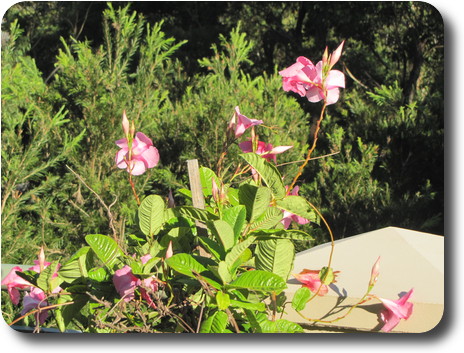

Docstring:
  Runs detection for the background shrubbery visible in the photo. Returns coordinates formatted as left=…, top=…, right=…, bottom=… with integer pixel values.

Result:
left=1, top=2, right=443, bottom=265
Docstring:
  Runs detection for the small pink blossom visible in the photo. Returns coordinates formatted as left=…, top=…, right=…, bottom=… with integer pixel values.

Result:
left=293, top=269, right=329, bottom=296
left=281, top=186, right=311, bottom=229
left=115, top=132, right=160, bottom=176
left=239, top=140, right=292, bottom=163
left=279, top=42, right=345, bottom=105
left=378, top=289, right=414, bottom=332
left=228, top=106, right=263, bottom=138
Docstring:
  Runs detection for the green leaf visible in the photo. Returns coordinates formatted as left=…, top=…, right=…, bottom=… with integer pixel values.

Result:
left=224, top=236, right=256, bottom=273
left=250, top=229, right=313, bottom=241
left=138, top=195, right=166, bottom=237
left=199, top=310, right=229, bottom=333
left=249, top=206, right=283, bottom=230
left=238, top=184, right=272, bottom=223
left=198, top=236, right=226, bottom=260
left=174, top=206, right=218, bottom=222
left=319, top=266, right=336, bottom=285
left=230, top=299, right=266, bottom=312
left=228, top=270, right=287, bottom=293
left=216, top=291, right=231, bottom=311
left=255, top=238, right=295, bottom=280
left=58, top=247, right=91, bottom=282
left=276, top=196, right=317, bottom=222
left=227, top=187, right=240, bottom=206
left=37, top=261, right=61, bottom=293
left=87, top=267, right=109, bottom=282
left=199, top=167, right=219, bottom=197
left=209, top=219, right=235, bottom=251
left=222, top=205, right=247, bottom=241
left=259, top=318, right=304, bottom=333
left=291, top=287, right=312, bottom=312
left=217, top=261, right=233, bottom=284
left=166, top=253, right=208, bottom=277
left=166, top=254, right=222, bottom=289
left=240, top=153, right=286, bottom=199
left=85, top=234, right=123, bottom=273
left=54, top=293, right=88, bottom=332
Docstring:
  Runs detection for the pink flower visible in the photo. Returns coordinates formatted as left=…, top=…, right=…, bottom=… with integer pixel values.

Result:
left=21, top=287, right=50, bottom=324
left=378, top=289, right=414, bottom=332
left=115, top=131, right=160, bottom=176
left=281, top=186, right=311, bottom=229
left=1, top=266, right=32, bottom=305
left=279, top=42, right=345, bottom=105
left=113, top=259, right=161, bottom=308
left=113, top=265, right=141, bottom=302
left=239, top=140, right=292, bottom=163
left=293, top=269, right=329, bottom=296
left=122, top=110, right=130, bottom=137
left=228, top=106, right=263, bottom=138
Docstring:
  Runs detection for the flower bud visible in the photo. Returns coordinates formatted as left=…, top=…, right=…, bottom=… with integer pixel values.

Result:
left=122, top=110, right=130, bottom=136
left=369, top=256, right=381, bottom=287
left=39, top=246, right=46, bottom=272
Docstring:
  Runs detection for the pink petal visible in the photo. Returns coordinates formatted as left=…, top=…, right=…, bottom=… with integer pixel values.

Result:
left=135, top=132, right=154, bottom=147
left=329, top=41, right=345, bottom=68
left=140, top=146, right=160, bottom=169
left=325, top=88, right=341, bottom=105
left=115, top=138, right=128, bottom=149
left=238, top=140, right=253, bottom=153
left=269, top=145, right=293, bottom=154
left=326, top=70, right=345, bottom=89
left=380, top=309, right=401, bottom=333
left=113, top=266, right=140, bottom=301
left=306, top=86, right=324, bottom=103
left=21, top=287, right=49, bottom=324
left=115, top=149, right=129, bottom=169
left=128, top=159, right=148, bottom=176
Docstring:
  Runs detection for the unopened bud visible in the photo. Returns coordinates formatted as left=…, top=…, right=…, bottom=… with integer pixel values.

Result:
left=122, top=110, right=130, bottom=136
left=369, top=256, right=381, bottom=287
left=39, top=246, right=46, bottom=272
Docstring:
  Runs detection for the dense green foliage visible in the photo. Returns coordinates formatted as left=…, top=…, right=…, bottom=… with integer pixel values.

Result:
left=2, top=1, right=444, bottom=267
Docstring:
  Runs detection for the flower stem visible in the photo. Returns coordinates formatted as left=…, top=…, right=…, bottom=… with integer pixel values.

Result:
left=287, top=102, right=327, bottom=194
left=129, top=173, right=141, bottom=206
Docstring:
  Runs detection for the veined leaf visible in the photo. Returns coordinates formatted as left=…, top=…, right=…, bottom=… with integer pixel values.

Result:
left=199, top=310, right=229, bottom=333
left=249, top=206, right=283, bottom=230
left=255, top=238, right=294, bottom=280
left=224, top=235, right=256, bottom=273
left=174, top=206, right=218, bottom=222
left=222, top=205, right=247, bottom=241
left=228, top=270, right=287, bottom=293
left=199, top=166, right=219, bottom=197
left=85, top=234, right=124, bottom=273
left=209, top=219, right=235, bottom=251
left=259, top=318, right=304, bottom=333
left=166, top=253, right=221, bottom=289
left=276, top=196, right=317, bottom=222
left=230, top=299, right=266, bottom=312
left=239, top=153, right=286, bottom=199
left=291, top=286, right=312, bottom=312
left=239, top=184, right=272, bottom=223
left=250, top=229, right=313, bottom=241
left=138, top=195, right=165, bottom=237
left=198, top=236, right=226, bottom=260
left=37, top=261, right=61, bottom=293
left=216, top=291, right=231, bottom=311
left=58, top=247, right=91, bottom=282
